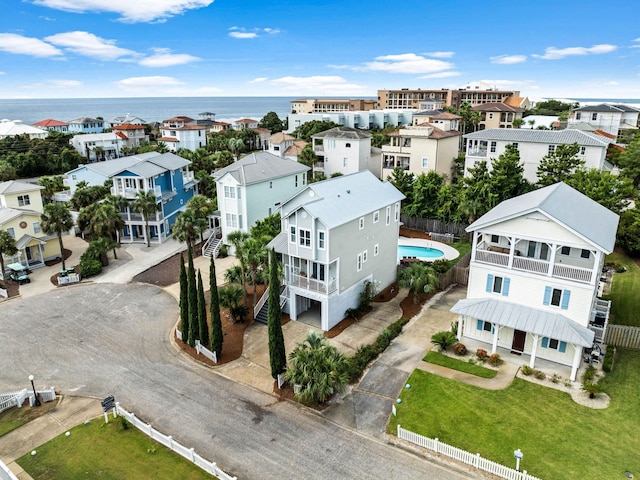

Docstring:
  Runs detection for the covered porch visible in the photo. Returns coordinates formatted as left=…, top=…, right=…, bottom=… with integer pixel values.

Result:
left=451, top=298, right=595, bottom=381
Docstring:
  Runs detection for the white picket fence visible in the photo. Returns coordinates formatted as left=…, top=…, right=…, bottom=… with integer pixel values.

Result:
left=175, top=329, right=218, bottom=363
left=0, top=460, right=19, bottom=480
left=0, top=387, right=56, bottom=413
left=115, top=403, right=235, bottom=480
left=397, top=426, right=541, bottom=480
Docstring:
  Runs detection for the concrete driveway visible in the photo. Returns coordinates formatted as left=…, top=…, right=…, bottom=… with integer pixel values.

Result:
left=0, top=283, right=475, bottom=480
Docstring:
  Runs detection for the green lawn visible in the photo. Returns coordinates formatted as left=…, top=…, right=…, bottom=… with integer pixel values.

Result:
left=17, top=418, right=216, bottom=480
left=606, top=252, right=640, bottom=326
left=388, top=348, right=640, bottom=480
left=423, top=351, right=497, bottom=378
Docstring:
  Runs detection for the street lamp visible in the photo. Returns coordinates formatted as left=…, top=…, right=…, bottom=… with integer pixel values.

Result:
left=514, top=448, right=523, bottom=472
left=28, top=375, right=41, bottom=407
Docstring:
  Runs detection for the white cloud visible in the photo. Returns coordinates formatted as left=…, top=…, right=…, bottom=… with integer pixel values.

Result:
left=31, top=0, right=214, bottom=23
left=228, top=27, right=280, bottom=39
left=229, top=32, right=258, bottom=39
left=20, top=79, right=83, bottom=89
left=603, top=81, right=619, bottom=86
left=491, top=54, right=527, bottom=65
left=423, top=51, right=455, bottom=58
left=269, top=75, right=367, bottom=95
left=139, top=49, right=199, bottom=67
left=0, top=33, right=62, bottom=57
left=419, top=71, right=461, bottom=79
left=533, top=44, right=617, bottom=60
left=247, top=77, right=268, bottom=83
left=45, top=31, right=136, bottom=60
left=115, top=76, right=184, bottom=89
left=359, top=53, right=454, bottom=74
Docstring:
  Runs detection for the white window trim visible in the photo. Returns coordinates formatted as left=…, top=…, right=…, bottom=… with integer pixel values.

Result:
left=299, top=228, right=311, bottom=247
left=356, top=253, right=363, bottom=272
left=362, top=250, right=368, bottom=263
left=374, top=244, right=379, bottom=256
left=373, top=211, right=380, bottom=223
left=386, top=206, right=391, bottom=225
left=318, top=230, right=325, bottom=250
left=359, top=216, right=364, bottom=230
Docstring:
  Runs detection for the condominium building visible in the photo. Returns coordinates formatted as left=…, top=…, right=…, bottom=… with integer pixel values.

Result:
left=290, top=98, right=378, bottom=114
left=377, top=88, right=520, bottom=110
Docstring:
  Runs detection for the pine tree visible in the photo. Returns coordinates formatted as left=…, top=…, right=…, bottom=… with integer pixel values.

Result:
left=267, top=248, right=286, bottom=379
left=187, top=246, right=198, bottom=347
left=179, top=253, right=189, bottom=341
left=197, top=269, right=208, bottom=347
left=209, top=255, right=223, bottom=357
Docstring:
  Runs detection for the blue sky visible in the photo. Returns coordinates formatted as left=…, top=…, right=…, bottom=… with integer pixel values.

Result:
left=0, top=0, right=639, bottom=99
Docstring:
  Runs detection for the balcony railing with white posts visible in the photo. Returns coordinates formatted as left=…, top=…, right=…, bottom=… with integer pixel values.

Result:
left=289, top=273, right=337, bottom=295
left=111, top=185, right=162, bottom=200
left=475, top=248, right=594, bottom=284
left=183, top=171, right=195, bottom=184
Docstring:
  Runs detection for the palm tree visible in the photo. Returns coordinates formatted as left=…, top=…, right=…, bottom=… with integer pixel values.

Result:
left=90, top=203, right=124, bottom=258
left=0, top=230, right=18, bottom=284
left=283, top=331, right=350, bottom=405
left=172, top=209, right=199, bottom=251
left=228, top=137, right=245, bottom=161
left=186, top=195, right=215, bottom=246
left=218, top=284, right=249, bottom=323
left=40, top=202, right=74, bottom=271
left=131, top=190, right=159, bottom=247
left=155, top=142, right=169, bottom=153
left=398, top=261, right=439, bottom=304
left=37, top=176, right=64, bottom=204
left=241, top=236, right=269, bottom=306
left=227, top=230, right=249, bottom=293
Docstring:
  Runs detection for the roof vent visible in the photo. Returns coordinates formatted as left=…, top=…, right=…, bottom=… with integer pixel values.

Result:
left=346, top=190, right=351, bottom=194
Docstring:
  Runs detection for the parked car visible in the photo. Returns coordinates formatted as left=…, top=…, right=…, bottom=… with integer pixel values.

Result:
left=7, top=263, right=30, bottom=285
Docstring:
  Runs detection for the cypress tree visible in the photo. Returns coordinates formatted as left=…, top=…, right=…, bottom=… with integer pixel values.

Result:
left=187, top=245, right=198, bottom=347
left=179, top=253, right=189, bottom=342
left=209, top=255, right=223, bottom=357
left=197, top=269, right=208, bottom=347
left=267, top=248, right=286, bottom=379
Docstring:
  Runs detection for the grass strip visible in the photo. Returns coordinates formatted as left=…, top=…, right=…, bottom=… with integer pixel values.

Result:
left=423, top=351, right=497, bottom=378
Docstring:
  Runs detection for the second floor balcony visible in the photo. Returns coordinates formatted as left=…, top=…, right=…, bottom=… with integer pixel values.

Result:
left=111, top=185, right=162, bottom=200
left=288, top=272, right=337, bottom=295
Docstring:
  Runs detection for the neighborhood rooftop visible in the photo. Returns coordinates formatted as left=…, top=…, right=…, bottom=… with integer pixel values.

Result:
left=312, top=126, right=372, bottom=139
left=463, top=127, right=613, bottom=146
left=67, top=152, right=190, bottom=177
left=213, top=151, right=309, bottom=184
left=468, top=182, right=620, bottom=253
left=0, top=180, right=43, bottom=195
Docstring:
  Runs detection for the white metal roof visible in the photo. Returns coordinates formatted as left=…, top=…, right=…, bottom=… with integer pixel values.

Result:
left=463, top=128, right=612, bottom=147
left=213, top=151, right=309, bottom=185
left=451, top=298, right=594, bottom=347
left=467, top=182, right=619, bottom=253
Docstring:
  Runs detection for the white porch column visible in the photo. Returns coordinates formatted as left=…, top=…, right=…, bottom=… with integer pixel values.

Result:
left=471, top=231, right=479, bottom=262
left=289, top=290, right=297, bottom=321
left=529, top=334, right=539, bottom=369
left=570, top=344, right=582, bottom=381
left=457, top=316, right=464, bottom=341
left=591, top=250, right=602, bottom=285
left=547, top=242, right=557, bottom=276
left=491, top=326, right=499, bottom=354
left=507, top=235, right=515, bottom=269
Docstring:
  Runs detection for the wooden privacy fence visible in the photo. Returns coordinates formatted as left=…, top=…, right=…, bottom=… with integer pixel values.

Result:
left=398, top=426, right=541, bottom=480
left=115, top=403, right=236, bottom=480
left=437, top=251, right=471, bottom=289
left=401, top=215, right=469, bottom=236
left=604, top=324, right=640, bottom=348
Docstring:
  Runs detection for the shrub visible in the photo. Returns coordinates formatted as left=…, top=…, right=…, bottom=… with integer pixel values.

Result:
left=79, top=257, right=102, bottom=277
left=582, top=382, right=602, bottom=398
left=602, top=346, right=615, bottom=373
left=453, top=343, right=467, bottom=356
left=476, top=349, right=488, bottom=361
left=430, top=259, right=450, bottom=274
left=431, top=331, right=457, bottom=352
left=218, top=244, right=228, bottom=258
left=551, top=373, right=561, bottom=384
left=468, top=358, right=476, bottom=365
left=520, top=364, right=533, bottom=376
left=582, top=365, right=596, bottom=383
left=533, top=369, right=546, bottom=380
left=488, top=353, right=503, bottom=367
left=119, top=416, right=129, bottom=430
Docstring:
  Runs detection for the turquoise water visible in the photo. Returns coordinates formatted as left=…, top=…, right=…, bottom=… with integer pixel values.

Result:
left=398, top=245, right=444, bottom=260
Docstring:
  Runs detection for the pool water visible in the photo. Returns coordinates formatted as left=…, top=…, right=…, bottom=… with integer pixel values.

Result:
left=398, top=245, right=444, bottom=260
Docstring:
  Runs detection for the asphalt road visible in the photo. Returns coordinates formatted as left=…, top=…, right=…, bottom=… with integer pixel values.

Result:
left=0, top=283, right=475, bottom=479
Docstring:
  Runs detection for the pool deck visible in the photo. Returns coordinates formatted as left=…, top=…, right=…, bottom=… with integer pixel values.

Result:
left=398, top=236, right=460, bottom=262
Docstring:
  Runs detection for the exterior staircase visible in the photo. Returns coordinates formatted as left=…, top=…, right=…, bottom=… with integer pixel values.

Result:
left=253, top=285, right=287, bottom=324
left=202, top=236, right=222, bottom=258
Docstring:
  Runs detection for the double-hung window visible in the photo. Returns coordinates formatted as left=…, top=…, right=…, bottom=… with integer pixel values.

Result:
left=486, top=274, right=510, bottom=296
left=318, top=231, right=325, bottom=249
left=224, top=186, right=236, bottom=199
left=386, top=206, right=391, bottom=225
left=356, top=253, right=363, bottom=272
left=543, top=286, right=571, bottom=309
left=359, top=217, right=364, bottom=230
left=299, top=229, right=311, bottom=247
left=17, top=195, right=30, bottom=207
left=290, top=226, right=296, bottom=243
left=373, top=211, right=379, bottom=223
left=541, top=337, right=567, bottom=353
left=476, top=320, right=493, bottom=333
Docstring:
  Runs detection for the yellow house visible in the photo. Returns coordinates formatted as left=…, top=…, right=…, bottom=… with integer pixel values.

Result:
left=0, top=181, right=61, bottom=269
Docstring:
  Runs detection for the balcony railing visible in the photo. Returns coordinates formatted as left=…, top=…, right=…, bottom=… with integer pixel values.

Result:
left=475, top=248, right=594, bottom=283
left=288, top=273, right=337, bottom=295
left=183, top=171, right=195, bottom=184
left=467, top=148, right=487, bottom=157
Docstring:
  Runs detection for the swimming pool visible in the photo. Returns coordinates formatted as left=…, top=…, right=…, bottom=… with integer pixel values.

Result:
left=398, top=245, right=445, bottom=260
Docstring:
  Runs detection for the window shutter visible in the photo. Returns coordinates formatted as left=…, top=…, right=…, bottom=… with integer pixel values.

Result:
left=543, top=286, right=552, bottom=305
left=502, top=277, right=510, bottom=297
left=559, top=342, right=567, bottom=353
left=486, top=274, right=494, bottom=293
left=561, top=290, right=571, bottom=310
left=541, top=337, right=549, bottom=348
left=477, top=319, right=483, bottom=331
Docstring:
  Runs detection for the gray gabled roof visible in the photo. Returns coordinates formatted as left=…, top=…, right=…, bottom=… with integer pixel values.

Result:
left=213, top=151, right=309, bottom=185
left=312, top=126, right=372, bottom=140
left=0, top=208, right=41, bottom=225
left=573, top=103, right=640, bottom=113
left=451, top=298, right=594, bottom=347
left=66, top=152, right=190, bottom=179
left=283, top=170, right=404, bottom=229
left=463, top=128, right=612, bottom=147
left=468, top=182, right=619, bottom=253
left=0, top=180, right=43, bottom=195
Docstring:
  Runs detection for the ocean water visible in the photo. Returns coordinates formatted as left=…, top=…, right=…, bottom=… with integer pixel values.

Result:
left=0, top=96, right=297, bottom=126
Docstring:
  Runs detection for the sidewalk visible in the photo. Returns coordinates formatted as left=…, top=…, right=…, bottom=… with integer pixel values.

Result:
left=0, top=396, right=103, bottom=480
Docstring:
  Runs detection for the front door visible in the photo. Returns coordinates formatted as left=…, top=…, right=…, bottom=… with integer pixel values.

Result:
left=511, top=329, right=526, bottom=354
